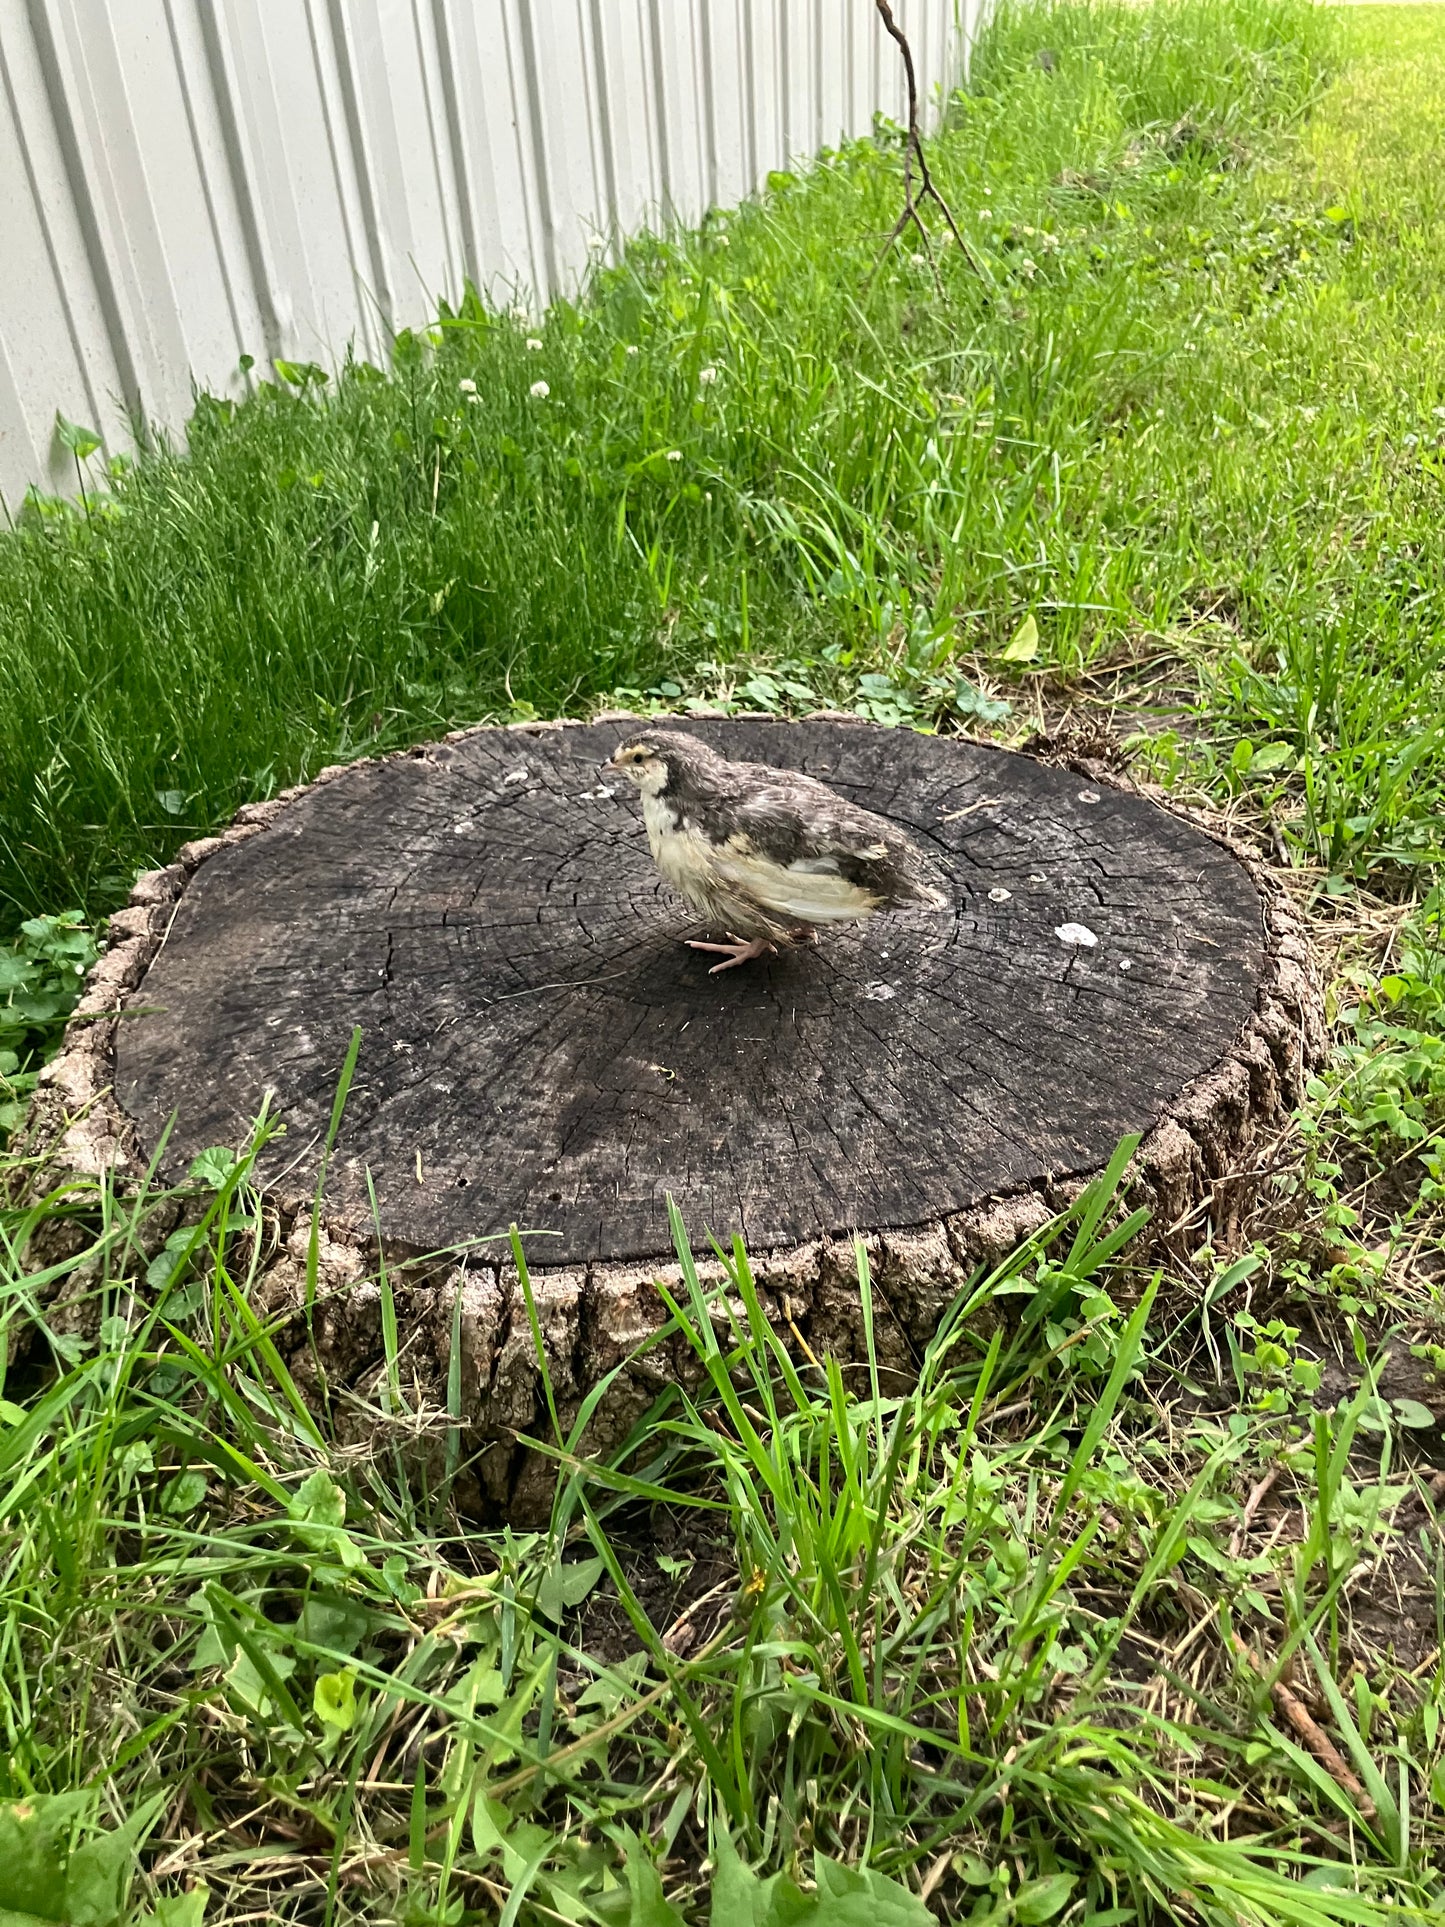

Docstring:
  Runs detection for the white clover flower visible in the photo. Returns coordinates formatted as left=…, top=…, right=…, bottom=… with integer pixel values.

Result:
left=529, top=380, right=550, bottom=399
left=979, top=208, right=992, bottom=221
left=526, top=337, right=544, bottom=351
left=1020, top=258, right=1037, bottom=278
left=910, top=251, right=927, bottom=268
left=666, top=449, right=682, bottom=461
left=625, top=344, right=640, bottom=356
left=458, top=377, right=477, bottom=394
left=698, top=366, right=718, bottom=385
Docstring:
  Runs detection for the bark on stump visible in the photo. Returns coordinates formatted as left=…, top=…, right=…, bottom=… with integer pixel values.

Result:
left=35, top=717, right=1324, bottom=1515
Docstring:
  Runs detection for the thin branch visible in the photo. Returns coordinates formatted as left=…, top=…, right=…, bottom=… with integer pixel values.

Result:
left=872, top=0, right=986, bottom=284
left=1227, top=1462, right=1280, bottom=1559
left=1232, top=1634, right=1376, bottom=1821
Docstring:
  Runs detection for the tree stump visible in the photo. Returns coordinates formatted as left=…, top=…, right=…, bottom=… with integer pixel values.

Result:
left=38, top=717, right=1323, bottom=1514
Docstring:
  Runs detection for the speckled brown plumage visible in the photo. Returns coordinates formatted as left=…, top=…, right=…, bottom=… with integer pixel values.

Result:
left=607, top=727, right=945, bottom=970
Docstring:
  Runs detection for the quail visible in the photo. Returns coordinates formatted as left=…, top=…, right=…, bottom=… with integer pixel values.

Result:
left=607, top=729, right=946, bottom=972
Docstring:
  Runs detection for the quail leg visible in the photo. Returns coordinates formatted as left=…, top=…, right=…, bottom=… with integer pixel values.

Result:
left=685, top=934, right=776, bottom=974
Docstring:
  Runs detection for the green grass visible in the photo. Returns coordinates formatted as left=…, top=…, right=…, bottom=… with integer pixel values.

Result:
left=3, top=1137, right=1439, bottom=1925
left=0, top=0, right=1374, bottom=930
left=8, top=0, right=1445, bottom=1920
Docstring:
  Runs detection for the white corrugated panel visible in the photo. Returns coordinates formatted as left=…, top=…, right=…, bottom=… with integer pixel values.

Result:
left=0, top=0, right=984, bottom=506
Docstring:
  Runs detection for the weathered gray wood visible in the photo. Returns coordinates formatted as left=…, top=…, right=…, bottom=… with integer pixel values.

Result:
left=110, top=718, right=1268, bottom=1265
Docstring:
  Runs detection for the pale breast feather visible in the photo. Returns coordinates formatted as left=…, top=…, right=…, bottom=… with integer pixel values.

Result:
left=641, top=795, right=738, bottom=912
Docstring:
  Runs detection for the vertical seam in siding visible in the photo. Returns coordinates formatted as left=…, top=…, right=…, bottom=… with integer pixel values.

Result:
left=740, top=0, right=756, bottom=189
left=429, top=0, right=480, bottom=289
left=778, top=1, right=789, bottom=160
left=871, top=0, right=881, bottom=126
left=160, top=0, right=246, bottom=356
left=513, top=0, right=558, bottom=296
left=0, top=23, right=107, bottom=440
left=408, top=0, right=459, bottom=295
left=323, top=0, right=394, bottom=333
left=195, top=0, right=283, bottom=360
left=23, top=0, right=146, bottom=435
left=644, top=0, right=672, bottom=220
left=494, top=4, right=543, bottom=303
left=846, top=0, right=858, bottom=131
left=698, top=0, right=718, bottom=210
left=300, top=0, right=371, bottom=350
left=586, top=0, right=621, bottom=245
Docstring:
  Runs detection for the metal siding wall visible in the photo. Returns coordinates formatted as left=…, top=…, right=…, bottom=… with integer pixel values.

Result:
left=1, top=5, right=131, bottom=489
left=0, top=0, right=984, bottom=505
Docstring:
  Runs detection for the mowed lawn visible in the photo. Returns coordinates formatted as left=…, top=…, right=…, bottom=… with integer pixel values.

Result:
left=5, top=3, right=1445, bottom=1923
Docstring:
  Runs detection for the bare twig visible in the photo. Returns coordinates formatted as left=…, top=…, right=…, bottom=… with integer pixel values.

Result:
left=872, top=0, right=986, bottom=284
left=1232, top=1635, right=1376, bottom=1820
left=1228, top=1463, right=1280, bottom=1559
left=661, top=1577, right=733, bottom=1656
left=920, top=1850, right=952, bottom=1903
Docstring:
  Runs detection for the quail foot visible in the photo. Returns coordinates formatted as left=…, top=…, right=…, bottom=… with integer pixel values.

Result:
left=608, top=729, right=946, bottom=972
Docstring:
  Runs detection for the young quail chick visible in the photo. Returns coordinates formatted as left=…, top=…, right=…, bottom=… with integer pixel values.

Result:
left=607, top=729, right=946, bottom=971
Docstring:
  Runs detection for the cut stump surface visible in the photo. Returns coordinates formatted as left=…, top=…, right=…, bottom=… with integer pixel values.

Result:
left=39, top=718, right=1323, bottom=1512
left=116, top=718, right=1271, bottom=1253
